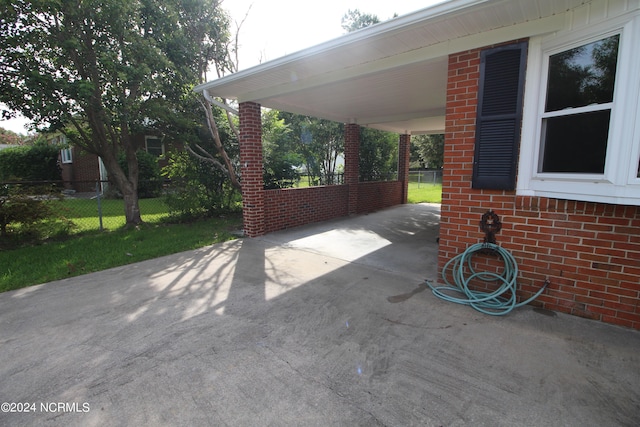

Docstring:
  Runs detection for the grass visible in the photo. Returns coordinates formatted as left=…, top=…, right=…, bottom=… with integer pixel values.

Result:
left=53, top=198, right=170, bottom=232
left=407, top=182, right=442, bottom=203
left=291, top=177, right=442, bottom=203
left=0, top=214, right=242, bottom=293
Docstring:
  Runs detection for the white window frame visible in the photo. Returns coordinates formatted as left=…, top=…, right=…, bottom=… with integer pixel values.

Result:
left=60, top=147, right=73, bottom=164
left=144, top=135, right=164, bottom=157
left=55, top=134, right=72, bottom=164
left=518, top=13, right=640, bottom=206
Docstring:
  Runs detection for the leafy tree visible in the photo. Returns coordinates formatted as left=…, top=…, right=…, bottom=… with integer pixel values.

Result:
left=278, top=113, right=344, bottom=186
left=341, top=9, right=381, bottom=32
left=0, top=0, right=231, bottom=226
left=412, top=134, right=444, bottom=169
left=359, top=128, right=398, bottom=181
left=262, top=109, right=302, bottom=189
left=162, top=150, right=240, bottom=220
left=0, top=127, right=26, bottom=145
left=188, top=4, right=252, bottom=192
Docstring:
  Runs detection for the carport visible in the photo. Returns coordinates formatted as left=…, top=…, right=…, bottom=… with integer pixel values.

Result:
left=194, top=0, right=457, bottom=237
left=195, top=0, right=640, bottom=330
left=194, top=0, right=584, bottom=238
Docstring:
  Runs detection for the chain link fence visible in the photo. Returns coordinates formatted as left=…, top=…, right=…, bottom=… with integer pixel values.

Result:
left=1, top=180, right=171, bottom=237
left=409, top=169, right=443, bottom=186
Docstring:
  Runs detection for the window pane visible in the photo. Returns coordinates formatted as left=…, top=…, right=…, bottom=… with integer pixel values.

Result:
left=146, top=138, right=163, bottom=157
left=60, top=148, right=72, bottom=163
left=540, top=110, right=610, bottom=173
left=545, top=35, right=619, bottom=112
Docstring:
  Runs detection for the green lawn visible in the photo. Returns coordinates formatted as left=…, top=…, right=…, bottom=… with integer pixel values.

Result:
left=292, top=178, right=442, bottom=203
left=0, top=214, right=242, bottom=293
left=407, top=182, right=442, bottom=204
left=52, top=198, right=170, bottom=233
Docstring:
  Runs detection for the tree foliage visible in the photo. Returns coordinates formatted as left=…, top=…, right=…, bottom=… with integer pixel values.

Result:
left=277, top=113, right=344, bottom=186
left=0, top=0, right=232, bottom=226
left=262, top=109, right=302, bottom=189
left=412, top=134, right=444, bottom=169
left=341, top=9, right=381, bottom=32
left=0, top=127, right=27, bottom=145
left=359, top=128, right=398, bottom=181
left=162, top=150, right=240, bottom=220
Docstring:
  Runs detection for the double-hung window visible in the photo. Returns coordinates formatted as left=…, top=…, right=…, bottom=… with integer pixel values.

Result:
left=518, top=13, right=640, bottom=206
left=145, top=136, right=164, bottom=157
left=539, top=35, right=618, bottom=174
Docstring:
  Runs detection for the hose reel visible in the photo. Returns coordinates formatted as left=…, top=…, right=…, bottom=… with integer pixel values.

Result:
left=427, top=211, right=549, bottom=316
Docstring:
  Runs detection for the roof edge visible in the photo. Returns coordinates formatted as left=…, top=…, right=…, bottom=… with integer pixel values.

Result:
left=193, top=0, right=490, bottom=94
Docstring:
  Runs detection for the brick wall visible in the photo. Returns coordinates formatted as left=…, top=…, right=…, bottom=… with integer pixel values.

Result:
left=357, top=181, right=403, bottom=213
left=441, top=46, right=640, bottom=329
left=263, top=186, right=349, bottom=233
left=262, top=182, right=404, bottom=234
left=72, top=147, right=100, bottom=192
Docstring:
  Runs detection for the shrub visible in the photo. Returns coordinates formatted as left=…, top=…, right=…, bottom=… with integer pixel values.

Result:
left=0, top=184, right=74, bottom=246
left=0, top=141, right=62, bottom=181
left=162, top=151, right=240, bottom=221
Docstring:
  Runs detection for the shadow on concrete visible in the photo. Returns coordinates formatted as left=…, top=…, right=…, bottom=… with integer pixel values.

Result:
left=1, top=204, right=639, bottom=426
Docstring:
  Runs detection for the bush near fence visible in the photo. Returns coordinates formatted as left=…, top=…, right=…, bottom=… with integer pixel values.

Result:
left=1, top=180, right=176, bottom=244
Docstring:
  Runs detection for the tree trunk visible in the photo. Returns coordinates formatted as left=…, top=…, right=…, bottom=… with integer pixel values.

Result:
left=122, top=184, right=142, bottom=226
left=100, top=151, right=143, bottom=227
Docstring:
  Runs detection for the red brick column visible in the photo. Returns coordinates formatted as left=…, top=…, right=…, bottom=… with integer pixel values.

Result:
left=439, top=49, right=482, bottom=269
left=344, top=123, right=360, bottom=215
left=398, top=134, right=411, bottom=204
left=239, top=101, right=265, bottom=237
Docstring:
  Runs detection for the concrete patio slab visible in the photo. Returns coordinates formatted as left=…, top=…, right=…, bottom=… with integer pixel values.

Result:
left=0, top=203, right=638, bottom=426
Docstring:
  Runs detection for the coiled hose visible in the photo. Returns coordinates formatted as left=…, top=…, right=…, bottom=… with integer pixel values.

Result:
left=426, top=242, right=548, bottom=316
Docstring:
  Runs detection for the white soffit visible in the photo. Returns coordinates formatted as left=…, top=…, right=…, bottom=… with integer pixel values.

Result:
left=195, top=0, right=591, bottom=134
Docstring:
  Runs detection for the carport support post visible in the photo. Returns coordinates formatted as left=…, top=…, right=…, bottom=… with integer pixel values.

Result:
left=344, top=123, right=360, bottom=215
left=239, top=101, right=265, bottom=237
left=398, top=134, right=411, bottom=204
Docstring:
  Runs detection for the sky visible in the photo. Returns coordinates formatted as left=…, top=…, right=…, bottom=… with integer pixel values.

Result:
left=223, top=0, right=443, bottom=70
left=1, top=0, right=443, bottom=135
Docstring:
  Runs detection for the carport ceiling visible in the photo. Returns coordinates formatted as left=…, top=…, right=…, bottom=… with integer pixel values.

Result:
left=195, top=0, right=591, bottom=135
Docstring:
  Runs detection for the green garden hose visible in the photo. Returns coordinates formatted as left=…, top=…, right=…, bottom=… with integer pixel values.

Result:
left=426, top=242, right=548, bottom=316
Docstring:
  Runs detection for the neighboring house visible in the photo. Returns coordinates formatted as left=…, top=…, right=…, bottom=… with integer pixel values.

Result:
left=195, top=0, right=640, bottom=329
left=47, top=133, right=175, bottom=193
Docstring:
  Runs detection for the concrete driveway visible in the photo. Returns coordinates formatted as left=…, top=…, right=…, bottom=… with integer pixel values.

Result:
left=1, top=203, right=639, bottom=426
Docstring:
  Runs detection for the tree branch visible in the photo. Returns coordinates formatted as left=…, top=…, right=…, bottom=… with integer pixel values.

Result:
left=199, top=97, right=242, bottom=190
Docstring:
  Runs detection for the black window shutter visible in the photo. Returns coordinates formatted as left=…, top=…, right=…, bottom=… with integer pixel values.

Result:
left=472, top=41, right=527, bottom=190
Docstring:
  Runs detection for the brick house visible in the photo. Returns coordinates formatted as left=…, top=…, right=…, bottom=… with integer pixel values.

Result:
left=50, top=133, right=174, bottom=193
left=195, top=0, right=640, bottom=329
